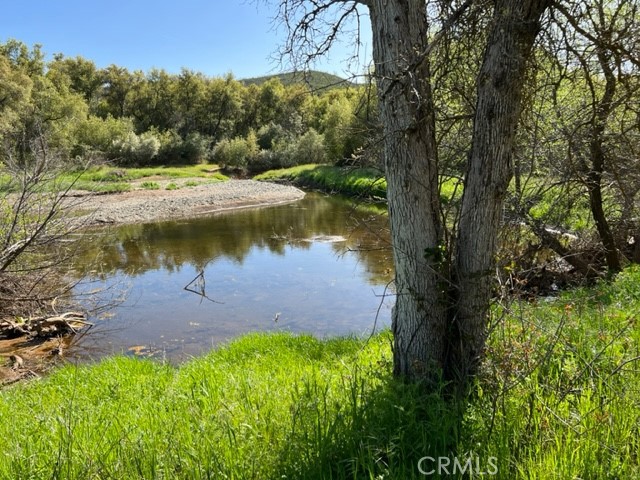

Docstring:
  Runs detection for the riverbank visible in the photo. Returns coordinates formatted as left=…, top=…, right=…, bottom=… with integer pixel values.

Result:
left=69, top=179, right=306, bottom=225
left=1, top=267, right=638, bottom=478
left=254, top=164, right=388, bottom=199
left=253, top=164, right=463, bottom=205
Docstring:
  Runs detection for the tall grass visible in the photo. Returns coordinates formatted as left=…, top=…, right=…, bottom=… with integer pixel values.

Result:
left=255, top=164, right=388, bottom=199
left=1, top=268, right=639, bottom=479
left=254, top=164, right=463, bottom=205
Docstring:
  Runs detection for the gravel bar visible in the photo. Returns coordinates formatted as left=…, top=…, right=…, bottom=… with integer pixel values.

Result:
left=71, top=180, right=305, bottom=226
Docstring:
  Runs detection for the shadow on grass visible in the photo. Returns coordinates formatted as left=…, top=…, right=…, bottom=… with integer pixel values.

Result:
left=271, top=365, right=465, bottom=479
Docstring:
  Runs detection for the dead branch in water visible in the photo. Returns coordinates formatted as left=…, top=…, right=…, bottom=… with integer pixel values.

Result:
left=184, top=269, right=223, bottom=304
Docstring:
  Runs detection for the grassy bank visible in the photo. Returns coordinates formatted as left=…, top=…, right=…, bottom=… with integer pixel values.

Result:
left=0, top=165, right=228, bottom=195
left=63, top=164, right=228, bottom=193
left=254, top=164, right=388, bottom=199
left=1, top=267, right=639, bottom=479
left=254, top=164, right=463, bottom=205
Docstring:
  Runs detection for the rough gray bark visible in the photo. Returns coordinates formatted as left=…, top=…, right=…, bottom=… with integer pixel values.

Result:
left=369, top=0, right=447, bottom=381
left=366, top=0, right=550, bottom=389
left=452, top=0, right=550, bottom=385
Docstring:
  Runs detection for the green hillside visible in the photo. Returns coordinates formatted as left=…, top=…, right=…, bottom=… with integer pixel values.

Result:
left=241, top=70, right=353, bottom=90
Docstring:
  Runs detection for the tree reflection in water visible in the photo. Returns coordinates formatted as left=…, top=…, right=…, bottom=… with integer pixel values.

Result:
left=72, top=193, right=394, bottom=360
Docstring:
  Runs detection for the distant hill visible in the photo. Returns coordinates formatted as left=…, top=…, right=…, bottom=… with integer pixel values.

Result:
left=241, top=71, right=354, bottom=91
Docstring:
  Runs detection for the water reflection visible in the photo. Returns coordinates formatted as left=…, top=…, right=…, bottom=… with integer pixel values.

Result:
left=73, top=193, right=394, bottom=360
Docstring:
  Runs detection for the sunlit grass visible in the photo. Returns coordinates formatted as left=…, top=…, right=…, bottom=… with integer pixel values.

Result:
left=0, top=267, right=639, bottom=478
left=255, top=164, right=387, bottom=198
left=54, top=165, right=228, bottom=193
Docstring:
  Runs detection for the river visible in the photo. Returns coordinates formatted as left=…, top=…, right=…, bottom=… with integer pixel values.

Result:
left=72, top=193, right=394, bottom=360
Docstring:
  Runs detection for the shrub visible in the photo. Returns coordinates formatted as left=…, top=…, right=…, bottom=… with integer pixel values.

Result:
left=156, top=130, right=212, bottom=165
left=213, top=132, right=259, bottom=170
left=140, top=181, right=160, bottom=190
left=72, top=115, right=134, bottom=159
left=247, top=129, right=327, bottom=174
left=294, top=128, right=327, bottom=165
left=112, top=131, right=160, bottom=166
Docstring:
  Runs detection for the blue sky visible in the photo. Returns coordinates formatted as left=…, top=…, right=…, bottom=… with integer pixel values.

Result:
left=1, top=0, right=371, bottom=79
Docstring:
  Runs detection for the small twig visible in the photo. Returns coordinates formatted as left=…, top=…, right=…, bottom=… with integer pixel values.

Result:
left=184, top=269, right=223, bottom=304
left=609, top=355, right=640, bottom=378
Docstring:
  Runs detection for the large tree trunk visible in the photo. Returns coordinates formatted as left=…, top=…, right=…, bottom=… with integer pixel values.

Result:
left=369, top=0, right=448, bottom=382
left=452, top=0, right=550, bottom=386
left=368, top=0, right=549, bottom=390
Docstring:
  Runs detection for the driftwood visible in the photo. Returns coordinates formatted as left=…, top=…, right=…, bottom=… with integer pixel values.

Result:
left=0, top=311, right=91, bottom=339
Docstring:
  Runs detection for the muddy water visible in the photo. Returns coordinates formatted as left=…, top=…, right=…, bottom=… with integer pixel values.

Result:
left=72, top=193, right=394, bottom=360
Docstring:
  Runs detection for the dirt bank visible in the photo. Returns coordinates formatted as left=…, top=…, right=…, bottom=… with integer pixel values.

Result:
left=69, top=179, right=306, bottom=226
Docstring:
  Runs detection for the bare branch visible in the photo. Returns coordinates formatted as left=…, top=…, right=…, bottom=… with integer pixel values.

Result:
left=268, top=0, right=366, bottom=71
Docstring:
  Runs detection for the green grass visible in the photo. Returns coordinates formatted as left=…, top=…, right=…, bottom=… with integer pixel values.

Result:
left=140, top=181, right=160, bottom=190
left=1, top=267, right=639, bottom=478
left=255, top=164, right=463, bottom=205
left=79, top=164, right=223, bottom=182
left=53, top=165, right=228, bottom=194
left=516, top=177, right=594, bottom=232
left=255, top=164, right=387, bottom=198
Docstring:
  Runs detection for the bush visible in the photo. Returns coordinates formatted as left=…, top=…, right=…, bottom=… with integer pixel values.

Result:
left=257, top=122, right=288, bottom=150
left=156, top=130, right=212, bottom=165
left=140, top=181, right=160, bottom=190
left=294, top=128, right=327, bottom=165
left=72, top=115, right=134, bottom=159
left=213, top=132, right=258, bottom=170
left=112, top=131, right=160, bottom=165
left=248, top=129, right=327, bottom=173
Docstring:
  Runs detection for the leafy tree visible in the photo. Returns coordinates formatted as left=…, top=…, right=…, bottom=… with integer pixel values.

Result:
left=96, top=65, right=137, bottom=119
left=0, top=39, right=45, bottom=77
left=48, top=55, right=103, bottom=107
left=175, top=69, right=207, bottom=135
left=0, top=55, right=32, bottom=138
left=321, top=93, right=355, bottom=161
left=273, top=0, right=550, bottom=392
left=200, top=75, right=245, bottom=142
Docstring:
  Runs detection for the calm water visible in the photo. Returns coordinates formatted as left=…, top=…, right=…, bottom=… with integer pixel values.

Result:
left=73, top=193, right=394, bottom=360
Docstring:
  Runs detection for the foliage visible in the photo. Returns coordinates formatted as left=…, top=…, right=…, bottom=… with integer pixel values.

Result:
left=212, top=133, right=259, bottom=169
left=154, top=130, right=212, bottom=165
left=111, top=131, right=161, bottom=165
left=1, top=40, right=379, bottom=174
left=256, top=164, right=463, bottom=204
left=71, top=114, right=134, bottom=159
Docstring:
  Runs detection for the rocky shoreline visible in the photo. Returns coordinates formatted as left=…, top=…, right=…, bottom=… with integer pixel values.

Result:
left=70, top=179, right=306, bottom=226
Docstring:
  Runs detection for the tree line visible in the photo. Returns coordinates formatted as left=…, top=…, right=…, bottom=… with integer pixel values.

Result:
left=0, top=39, right=376, bottom=170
